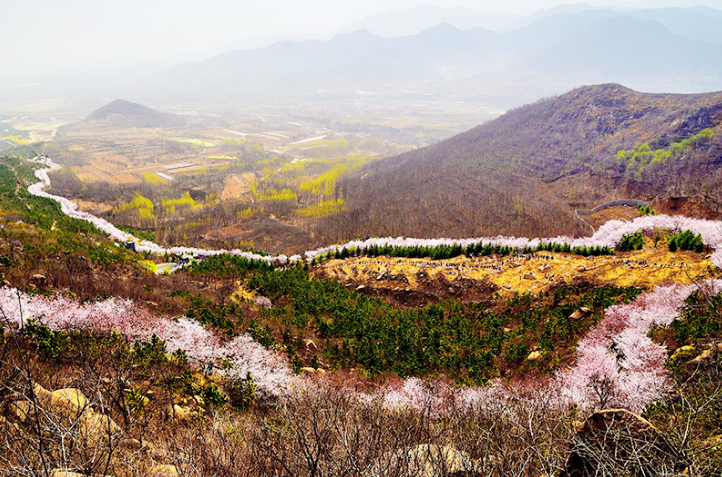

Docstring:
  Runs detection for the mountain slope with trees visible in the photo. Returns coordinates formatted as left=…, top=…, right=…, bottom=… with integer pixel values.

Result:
left=319, top=84, right=722, bottom=243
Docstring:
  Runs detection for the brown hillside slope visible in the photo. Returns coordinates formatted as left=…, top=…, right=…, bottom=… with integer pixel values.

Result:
left=320, top=84, right=722, bottom=244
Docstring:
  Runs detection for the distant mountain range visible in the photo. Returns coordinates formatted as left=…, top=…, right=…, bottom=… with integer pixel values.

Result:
left=151, top=7, right=722, bottom=109
left=334, top=5, right=523, bottom=37
left=341, top=4, right=722, bottom=43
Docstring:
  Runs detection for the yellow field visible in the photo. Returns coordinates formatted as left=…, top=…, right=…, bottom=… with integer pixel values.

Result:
left=143, top=172, right=168, bottom=185
left=165, top=137, right=215, bottom=147
left=2, top=136, right=29, bottom=145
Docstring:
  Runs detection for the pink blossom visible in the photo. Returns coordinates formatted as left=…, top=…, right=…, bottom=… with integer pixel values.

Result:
left=0, top=287, right=292, bottom=397
left=555, top=284, right=698, bottom=412
left=381, top=377, right=455, bottom=417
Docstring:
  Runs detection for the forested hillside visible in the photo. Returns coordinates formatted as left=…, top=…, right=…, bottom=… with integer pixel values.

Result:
left=321, top=84, right=722, bottom=243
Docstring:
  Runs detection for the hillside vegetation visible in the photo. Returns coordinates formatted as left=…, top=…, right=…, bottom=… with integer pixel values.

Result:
left=43, top=100, right=425, bottom=253
left=3, top=82, right=722, bottom=474
left=1, top=152, right=722, bottom=475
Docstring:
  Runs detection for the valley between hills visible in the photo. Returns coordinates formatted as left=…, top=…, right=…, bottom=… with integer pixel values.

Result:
left=6, top=2, right=722, bottom=474
left=2, top=82, right=722, bottom=475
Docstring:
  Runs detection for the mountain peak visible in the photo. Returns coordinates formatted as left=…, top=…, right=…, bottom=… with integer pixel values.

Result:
left=419, top=22, right=463, bottom=35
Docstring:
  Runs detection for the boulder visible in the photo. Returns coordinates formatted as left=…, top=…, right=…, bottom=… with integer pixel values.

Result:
left=172, top=404, right=194, bottom=422
left=23, top=385, right=121, bottom=441
left=33, top=382, right=54, bottom=403
left=675, top=345, right=696, bottom=355
left=569, top=310, right=585, bottom=321
left=670, top=345, right=697, bottom=365
left=523, top=273, right=536, bottom=280
left=527, top=351, right=542, bottom=361
left=50, top=470, right=84, bottom=477
left=691, top=348, right=715, bottom=363
left=80, top=410, right=122, bottom=440
left=51, top=388, right=89, bottom=411
left=559, top=409, right=688, bottom=477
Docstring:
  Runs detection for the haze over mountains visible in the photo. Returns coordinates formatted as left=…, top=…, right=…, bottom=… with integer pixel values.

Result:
left=5, top=3, right=722, bottom=117
left=338, top=3, right=722, bottom=42
left=144, top=5, right=722, bottom=111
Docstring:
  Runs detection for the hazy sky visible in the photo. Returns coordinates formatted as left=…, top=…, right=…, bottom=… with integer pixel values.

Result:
left=3, top=0, right=722, bottom=77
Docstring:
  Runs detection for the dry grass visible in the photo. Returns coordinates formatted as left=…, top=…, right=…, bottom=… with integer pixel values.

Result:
left=314, top=239, right=714, bottom=297
left=220, top=174, right=254, bottom=200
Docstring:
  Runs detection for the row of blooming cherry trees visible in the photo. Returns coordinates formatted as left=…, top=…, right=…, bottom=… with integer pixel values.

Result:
left=375, top=282, right=720, bottom=414
left=0, top=288, right=293, bottom=398
left=554, top=283, right=710, bottom=412
left=28, top=158, right=722, bottom=267
left=305, top=214, right=722, bottom=265
left=2, top=281, right=714, bottom=411
left=28, top=159, right=299, bottom=264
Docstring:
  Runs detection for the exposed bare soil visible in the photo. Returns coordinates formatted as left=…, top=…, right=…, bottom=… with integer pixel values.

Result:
left=313, top=240, right=716, bottom=306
